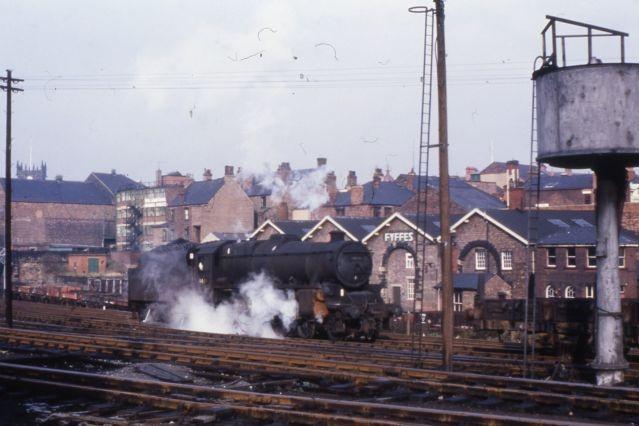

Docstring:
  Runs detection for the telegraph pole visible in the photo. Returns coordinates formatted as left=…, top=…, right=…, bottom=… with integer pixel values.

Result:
left=434, top=0, right=454, bottom=370
left=1, top=70, right=23, bottom=328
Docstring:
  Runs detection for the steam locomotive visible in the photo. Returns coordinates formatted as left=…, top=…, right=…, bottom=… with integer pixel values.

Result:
left=128, top=232, right=392, bottom=340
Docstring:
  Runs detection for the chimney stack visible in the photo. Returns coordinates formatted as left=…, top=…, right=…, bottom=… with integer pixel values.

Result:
left=465, top=166, right=477, bottom=181
left=347, top=170, right=357, bottom=188
left=277, top=201, right=289, bottom=220
left=316, top=157, right=327, bottom=168
left=203, top=168, right=213, bottom=181
left=155, top=169, right=162, bottom=186
left=373, top=168, right=382, bottom=190
left=350, top=185, right=364, bottom=205
left=406, top=168, right=416, bottom=191
left=325, top=171, right=337, bottom=204
left=224, top=165, right=234, bottom=177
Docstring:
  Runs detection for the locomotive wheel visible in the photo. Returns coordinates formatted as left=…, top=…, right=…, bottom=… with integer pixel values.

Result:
left=325, top=313, right=347, bottom=342
left=296, top=319, right=317, bottom=339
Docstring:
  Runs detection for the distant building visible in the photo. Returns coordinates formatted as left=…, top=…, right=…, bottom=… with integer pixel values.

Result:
left=0, top=171, right=139, bottom=249
left=168, top=166, right=255, bottom=243
left=16, top=161, right=47, bottom=181
left=508, top=173, right=594, bottom=210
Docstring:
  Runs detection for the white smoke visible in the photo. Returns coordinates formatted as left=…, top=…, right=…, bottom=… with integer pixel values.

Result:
left=243, top=164, right=330, bottom=212
left=167, top=272, right=298, bottom=339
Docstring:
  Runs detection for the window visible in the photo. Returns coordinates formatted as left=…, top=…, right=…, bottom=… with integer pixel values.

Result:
left=546, top=248, right=557, bottom=267
left=406, top=277, right=415, bottom=300
left=184, top=208, right=189, bottom=220
left=88, top=258, right=99, bottom=274
left=383, top=207, right=393, bottom=217
left=453, top=292, right=463, bottom=312
left=566, top=247, right=576, bottom=267
left=501, top=251, right=513, bottom=270
left=545, top=285, right=556, bottom=298
left=373, top=206, right=381, bottom=218
left=335, top=207, right=345, bottom=216
left=565, top=286, right=575, bottom=298
left=261, top=196, right=267, bottom=208
left=587, top=247, right=596, bottom=268
left=619, top=248, right=626, bottom=268
left=475, top=249, right=487, bottom=271
left=405, top=253, right=414, bottom=269
left=585, top=285, right=595, bottom=299
left=621, top=283, right=626, bottom=294
left=162, top=229, right=168, bottom=242
left=584, top=193, right=592, bottom=204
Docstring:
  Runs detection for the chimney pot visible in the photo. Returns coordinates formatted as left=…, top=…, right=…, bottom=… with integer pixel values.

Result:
left=347, top=170, right=357, bottom=187
left=316, top=157, right=327, bottom=168
left=224, top=165, right=234, bottom=177
left=203, top=168, right=213, bottom=181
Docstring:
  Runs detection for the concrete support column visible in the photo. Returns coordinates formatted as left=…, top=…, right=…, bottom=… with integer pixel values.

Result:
left=592, top=166, right=628, bottom=386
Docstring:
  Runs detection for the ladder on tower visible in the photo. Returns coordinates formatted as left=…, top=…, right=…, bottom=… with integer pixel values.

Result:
left=410, top=8, right=436, bottom=367
left=524, top=60, right=543, bottom=378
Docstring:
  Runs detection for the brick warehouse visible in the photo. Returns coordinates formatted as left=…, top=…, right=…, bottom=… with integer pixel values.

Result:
left=0, top=171, right=141, bottom=250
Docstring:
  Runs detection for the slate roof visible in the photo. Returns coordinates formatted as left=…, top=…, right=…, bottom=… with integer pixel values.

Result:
left=273, top=220, right=317, bottom=238
left=398, top=175, right=505, bottom=211
left=523, top=173, right=593, bottom=190
left=479, top=161, right=532, bottom=179
left=86, top=172, right=145, bottom=195
left=0, top=178, right=114, bottom=205
left=476, top=209, right=639, bottom=246
left=169, top=178, right=225, bottom=206
left=243, top=178, right=272, bottom=197
left=435, top=273, right=492, bottom=291
left=335, top=181, right=414, bottom=207
left=331, top=217, right=385, bottom=240
left=403, top=213, right=465, bottom=238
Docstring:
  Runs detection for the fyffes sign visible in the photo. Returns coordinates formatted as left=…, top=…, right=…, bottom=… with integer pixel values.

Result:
left=384, top=232, right=414, bottom=242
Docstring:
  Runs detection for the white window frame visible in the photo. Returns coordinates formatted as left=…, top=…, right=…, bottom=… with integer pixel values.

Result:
left=564, top=286, right=575, bottom=299
left=501, top=251, right=513, bottom=271
left=475, top=249, right=487, bottom=271
left=453, top=291, right=463, bottom=312
left=405, top=253, right=414, bottom=269
left=545, top=285, right=556, bottom=298
left=406, top=277, right=415, bottom=300
left=585, top=285, right=595, bottom=299
left=566, top=247, right=576, bottom=268
left=587, top=247, right=596, bottom=268
left=619, top=247, right=626, bottom=268
left=546, top=248, right=557, bottom=268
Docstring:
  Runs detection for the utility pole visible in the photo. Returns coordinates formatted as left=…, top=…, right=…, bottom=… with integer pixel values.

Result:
left=1, top=70, right=23, bottom=328
left=434, top=0, right=453, bottom=370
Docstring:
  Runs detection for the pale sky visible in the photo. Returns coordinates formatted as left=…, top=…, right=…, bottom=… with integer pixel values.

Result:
left=2, top=1, right=638, bottom=186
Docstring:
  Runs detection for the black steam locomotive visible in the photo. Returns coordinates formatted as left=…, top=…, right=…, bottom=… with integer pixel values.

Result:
left=128, top=233, right=391, bottom=340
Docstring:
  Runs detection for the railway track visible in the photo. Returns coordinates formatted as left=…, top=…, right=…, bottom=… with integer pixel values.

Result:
left=2, top=301, right=639, bottom=424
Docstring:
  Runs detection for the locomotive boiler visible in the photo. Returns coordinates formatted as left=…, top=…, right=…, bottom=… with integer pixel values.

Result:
left=129, top=232, right=389, bottom=340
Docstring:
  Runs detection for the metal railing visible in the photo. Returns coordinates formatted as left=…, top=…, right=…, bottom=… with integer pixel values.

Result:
left=541, top=15, right=628, bottom=68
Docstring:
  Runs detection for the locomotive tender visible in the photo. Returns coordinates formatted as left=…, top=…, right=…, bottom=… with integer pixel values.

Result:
left=129, top=232, right=390, bottom=340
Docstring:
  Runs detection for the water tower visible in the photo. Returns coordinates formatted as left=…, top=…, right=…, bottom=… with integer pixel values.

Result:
left=533, top=16, right=636, bottom=385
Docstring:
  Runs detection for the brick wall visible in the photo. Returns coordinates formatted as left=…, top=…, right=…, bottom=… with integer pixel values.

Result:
left=452, top=214, right=527, bottom=298
left=0, top=200, right=115, bottom=249
left=178, top=178, right=255, bottom=242
left=364, top=218, right=440, bottom=311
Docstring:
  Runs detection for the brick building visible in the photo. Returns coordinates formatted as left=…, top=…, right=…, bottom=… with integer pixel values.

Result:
left=450, top=208, right=639, bottom=304
left=397, top=174, right=506, bottom=215
left=249, top=219, right=317, bottom=241
left=0, top=176, right=123, bottom=250
left=168, top=166, right=254, bottom=243
left=508, top=173, right=594, bottom=210
left=240, top=158, right=337, bottom=224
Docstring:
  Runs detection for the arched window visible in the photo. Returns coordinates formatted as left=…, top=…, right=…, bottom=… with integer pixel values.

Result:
left=545, top=285, right=556, bottom=298
left=564, top=286, right=575, bottom=299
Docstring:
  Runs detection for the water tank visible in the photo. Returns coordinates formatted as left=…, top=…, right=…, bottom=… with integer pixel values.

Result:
left=535, top=63, right=639, bottom=168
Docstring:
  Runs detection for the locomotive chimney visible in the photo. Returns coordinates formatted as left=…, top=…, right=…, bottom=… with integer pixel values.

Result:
left=329, top=230, right=345, bottom=242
